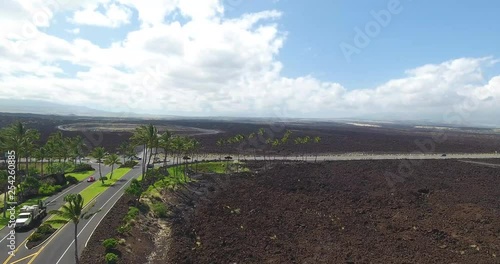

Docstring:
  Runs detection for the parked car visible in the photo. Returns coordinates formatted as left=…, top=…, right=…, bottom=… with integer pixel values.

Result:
left=87, top=176, right=96, bottom=182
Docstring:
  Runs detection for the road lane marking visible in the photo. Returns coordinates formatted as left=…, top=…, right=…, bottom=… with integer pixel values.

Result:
left=85, top=172, right=141, bottom=247
left=8, top=253, right=38, bottom=264
left=2, top=235, right=31, bottom=264
left=24, top=171, right=139, bottom=264
left=55, top=176, right=137, bottom=264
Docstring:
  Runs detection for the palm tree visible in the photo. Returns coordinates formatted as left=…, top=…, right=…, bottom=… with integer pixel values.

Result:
left=117, top=142, right=129, bottom=164
left=313, top=136, right=321, bottom=162
left=191, top=139, right=201, bottom=173
left=171, top=136, right=186, bottom=178
left=280, top=130, right=292, bottom=161
left=131, top=124, right=158, bottom=181
left=104, top=153, right=121, bottom=180
left=91, top=147, right=106, bottom=184
left=47, top=194, right=99, bottom=264
left=216, top=138, right=225, bottom=160
left=70, top=136, right=85, bottom=165
left=34, top=147, right=47, bottom=176
left=159, top=131, right=172, bottom=168
left=3, top=122, right=39, bottom=201
left=247, top=132, right=257, bottom=160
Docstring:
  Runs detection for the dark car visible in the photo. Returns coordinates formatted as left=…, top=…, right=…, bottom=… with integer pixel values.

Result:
left=441, top=154, right=447, bottom=157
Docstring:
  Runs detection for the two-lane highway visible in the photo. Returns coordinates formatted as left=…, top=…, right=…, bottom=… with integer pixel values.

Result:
left=19, top=167, right=141, bottom=264
left=0, top=165, right=111, bottom=264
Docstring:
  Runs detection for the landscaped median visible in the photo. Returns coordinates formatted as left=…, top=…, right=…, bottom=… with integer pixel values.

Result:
left=0, top=169, right=96, bottom=230
left=26, top=168, right=132, bottom=249
left=66, top=170, right=96, bottom=182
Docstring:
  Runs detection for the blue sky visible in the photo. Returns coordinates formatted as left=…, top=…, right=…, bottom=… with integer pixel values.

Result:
left=229, top=0, right=500, bottom=88
left=1, top=0, right=499, bottom=124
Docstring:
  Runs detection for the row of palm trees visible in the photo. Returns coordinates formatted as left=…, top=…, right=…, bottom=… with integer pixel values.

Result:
left=90, top=147, right=121, bottom=184
left=217, top=128, right=322, bottom=161
left=0, top=122, right=89, bottom=203
left=129, top=124, right=201, bottom=182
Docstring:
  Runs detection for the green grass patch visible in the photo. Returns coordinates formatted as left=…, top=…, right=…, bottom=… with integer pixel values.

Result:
left=50, top=168, right=131, bottom=229
left=65, top=170, right=95, bottom=182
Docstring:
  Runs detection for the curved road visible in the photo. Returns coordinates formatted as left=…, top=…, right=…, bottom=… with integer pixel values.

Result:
left=2, top=152, right=500, bottom=263
left=0, top=164, right=111, bottom=264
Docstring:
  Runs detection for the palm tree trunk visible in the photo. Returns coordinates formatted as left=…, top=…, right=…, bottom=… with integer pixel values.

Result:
left=99, top=163, right=104, bottom=184
left=110, top=164, right=114, bottom=180
left=74, top=223, right=79, bottom=264
left=141, top=144, right=147, bottom=181
left=41, top=159, right=44, bottom=177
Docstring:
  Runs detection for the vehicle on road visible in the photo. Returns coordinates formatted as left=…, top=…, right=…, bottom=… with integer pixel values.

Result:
left=87, top=176, right=96, bottom=182
left=441, top=154, right=447, bottom=157
left=15, top=201, right=47, bottom=230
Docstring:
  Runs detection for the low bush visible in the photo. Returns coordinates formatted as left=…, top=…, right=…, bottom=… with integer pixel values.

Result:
left=28, top=232, right=43, bottom=242
left=72, top=163, right=95, bottom=172
left=66, top=175, right=79, bottom=184
left=117, top=224, right=131, bottom=235
left=151, top=202, right=168, bottom=218
left=102, top=238, right=118, bottom=251
left=120, top=160, right=138, bottom=168
left=38, top=183, right=62, bottom=196
left=37, top=224, right=54, bottom=235
left=124, top=207, right=139, bottom=223
left=105, top=253, right=119, bottom=264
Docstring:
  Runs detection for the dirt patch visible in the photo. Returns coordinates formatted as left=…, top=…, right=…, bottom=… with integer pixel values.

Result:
left=79, top=195, right=155, bottom=264
left=80, top=160, right=500, bottom=263
left=165, top=160, right=500, bottom=263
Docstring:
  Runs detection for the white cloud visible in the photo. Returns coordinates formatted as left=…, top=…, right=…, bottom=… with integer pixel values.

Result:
left=69, top=2, right=132, bottom=28
left=66, top=28, right=80, bottom=34
left=0, top=0, right=499, bottom=124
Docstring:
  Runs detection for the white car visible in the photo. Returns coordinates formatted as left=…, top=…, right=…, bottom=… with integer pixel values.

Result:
left=15, top=213, right=32, bottom=229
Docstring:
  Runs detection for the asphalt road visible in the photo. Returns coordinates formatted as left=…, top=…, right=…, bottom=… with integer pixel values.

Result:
left=0, top=165, right=111, bottom=264
left=32, top=167, right=141, bottom=264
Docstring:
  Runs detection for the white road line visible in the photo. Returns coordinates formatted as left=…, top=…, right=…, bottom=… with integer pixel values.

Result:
left=55, top=173, right=138, bottom=264
left=0, top=181, right=83, bottom=243
left=45, top=182, right=81, bottom=205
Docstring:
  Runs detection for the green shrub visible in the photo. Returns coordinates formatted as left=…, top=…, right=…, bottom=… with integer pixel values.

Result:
left=72, top=163, right=94, bottom=172
left=102, top=238, right=118, bottom=251
left=37, top=224, right=54, bottom=235
left=151, top=202, right=168, bottom=218
left=39, top=184, right=55, bottom=196
left=124, top=207, right=139, bottom=223
left=66, top=175, right=79, bottom=184
left=28, top=232, right=43, bottom=242
left=38, top=184, right=62, bottom=196
left=105, top=253, right=119, bottom=264
left=117, top=224, right=130, bottom=235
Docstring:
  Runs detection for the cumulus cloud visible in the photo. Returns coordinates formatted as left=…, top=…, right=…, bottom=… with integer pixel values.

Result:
left=69, top=2, right=132, bottom=28
left=0, top=0, right=499, bottom=124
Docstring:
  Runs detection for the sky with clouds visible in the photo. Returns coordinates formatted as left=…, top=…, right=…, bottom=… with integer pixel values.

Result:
left=0, top=0, right=499, bottom=124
